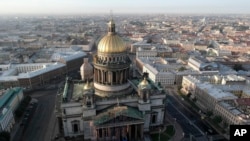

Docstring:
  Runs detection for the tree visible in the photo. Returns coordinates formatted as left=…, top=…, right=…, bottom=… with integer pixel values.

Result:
left=14, top=108, right=23, bottom=118
left=233, top=64, right=244, bottom=71
left=213, top=115, right=222, bottom=124
left=192, top=97, right=197, bottom=102
left=66, top=36, right=72, bottom=42
left=158, top=82, right=161, bottom=86
left=178, top=66, right=186, bottom=72
left=187, top=93, right=192, bottom=97
left=0, top=131, right=10, bottom=141
left=14, top=96, right=32, bottom=119
left=223, top=122, right=228, bottom=128
left=208, top=44, right=214, bottom=48
left=147, top=38, right=152, bottom=43
left=206, top=111, right=213, bottom=118
left=0, top=137, right=8, bottom=141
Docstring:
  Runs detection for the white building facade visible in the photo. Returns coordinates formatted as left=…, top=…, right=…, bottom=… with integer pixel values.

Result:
left=0, top=87, right=23, bottom=132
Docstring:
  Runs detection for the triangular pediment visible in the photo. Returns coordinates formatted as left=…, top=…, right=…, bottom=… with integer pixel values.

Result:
left=100, top=114, right=143, bottom=126
left=94, top=106, right=143, bottom=126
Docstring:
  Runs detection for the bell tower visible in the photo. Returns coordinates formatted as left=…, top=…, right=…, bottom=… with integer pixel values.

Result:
left=82, top=81, right=96, bottom=118
left=138, top=73, right=151, bottom=104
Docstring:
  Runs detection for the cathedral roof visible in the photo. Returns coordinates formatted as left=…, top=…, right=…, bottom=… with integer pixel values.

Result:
left=98, top=34, right=125, bottom=53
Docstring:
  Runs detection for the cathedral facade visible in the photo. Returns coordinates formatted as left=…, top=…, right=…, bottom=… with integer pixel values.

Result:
left=57, top=18, right=166, bottom=141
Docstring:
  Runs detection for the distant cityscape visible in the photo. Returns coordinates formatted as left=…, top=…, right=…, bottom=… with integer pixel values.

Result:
left=0, top=13, right=250, bottom=141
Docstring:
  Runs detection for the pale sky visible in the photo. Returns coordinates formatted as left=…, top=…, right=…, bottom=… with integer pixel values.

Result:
left=0, top=0, right=250, bottom=15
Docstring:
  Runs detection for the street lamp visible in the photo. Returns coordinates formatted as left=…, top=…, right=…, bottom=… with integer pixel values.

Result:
left=205, top=132, right=208, bottom=140
left=189, top=134, right=193, bottom=141
left=173, top=118, right=176, bottom=129
left=158, top=128, right=161, bottom=141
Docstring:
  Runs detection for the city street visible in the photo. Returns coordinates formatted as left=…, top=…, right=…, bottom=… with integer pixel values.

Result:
left=12, top=89, right=57, bottom=141
left=166, top=89, right=218, bottom=140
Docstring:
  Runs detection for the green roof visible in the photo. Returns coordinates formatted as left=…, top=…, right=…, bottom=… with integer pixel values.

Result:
left=130, top=78, right=163, bottom=90
left=130, top=79, right=140, bottom=86
left=0, top=87, right=22, bottom=108
left=72, top=83, right=84, bottom=100
left=63, top=77, right=69, bottom=99
left=94, top=106, right=143, bottom=126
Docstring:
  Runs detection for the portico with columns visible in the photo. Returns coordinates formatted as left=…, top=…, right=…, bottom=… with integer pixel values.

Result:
left=93, top=106, right=144, bottom=141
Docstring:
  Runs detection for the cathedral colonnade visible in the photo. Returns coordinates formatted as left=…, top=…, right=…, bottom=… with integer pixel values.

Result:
left=94, top=68, right=129, bottom=85
left=95, top=124, right=143, bottom=141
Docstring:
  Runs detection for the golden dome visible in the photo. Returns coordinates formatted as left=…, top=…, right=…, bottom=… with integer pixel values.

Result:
left=98, top=34, right=126, bottom=53
left=139, top=77, right=149, bottom=86
left=97, top=19, right=126, bottom=53
left=83, top=81, right=92, bottom=90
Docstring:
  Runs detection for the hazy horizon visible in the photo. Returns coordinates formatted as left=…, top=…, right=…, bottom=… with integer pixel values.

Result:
left=1, top=0, right=250, bottom=15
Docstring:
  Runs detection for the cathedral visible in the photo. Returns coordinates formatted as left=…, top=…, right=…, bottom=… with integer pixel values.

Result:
left=57, top=18, right=166, bottom=141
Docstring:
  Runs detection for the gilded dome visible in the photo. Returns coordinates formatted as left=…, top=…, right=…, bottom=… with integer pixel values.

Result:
left=83, top=81, right=92, bottom=90
left=98, top=34, right=126, bottom=53
left=139, top=77, right=149, bottom=86
left=97, top=19, right=126, bottom=53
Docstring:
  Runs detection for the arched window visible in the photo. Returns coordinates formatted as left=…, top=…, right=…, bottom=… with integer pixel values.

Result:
left=143, top=91, right=147, bottom=102
left=71, top=120, right=80, bottom=133
left=113, top=72, right=116, bottom=83
left=86, top=96, right=92, bottom=107
left=151, top=113, right=157, bottom=124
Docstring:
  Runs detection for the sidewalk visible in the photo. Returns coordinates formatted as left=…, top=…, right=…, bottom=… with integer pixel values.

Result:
left=11, top=98, right=38, bottom=141
left=165, top=113, right=184, bottom=141
left=10, top=119, right=21, bottom=141
left=44, top=109, right=58, bottom=141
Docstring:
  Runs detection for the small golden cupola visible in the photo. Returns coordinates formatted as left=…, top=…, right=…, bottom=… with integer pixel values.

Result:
left=139, top=77, right=149, bottom=86
left=138, top=76, right=151, bottom=103
left=138, top=73, right=151, bottom=89
left=83, top=80, right=92, bottom=90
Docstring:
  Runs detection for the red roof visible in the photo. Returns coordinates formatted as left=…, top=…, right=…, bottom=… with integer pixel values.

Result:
left=236, top=98, right=250, bottom=106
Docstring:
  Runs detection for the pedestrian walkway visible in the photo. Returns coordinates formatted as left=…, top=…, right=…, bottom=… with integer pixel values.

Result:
left=10, top=119, right=21, bottom=141
left=44, top=109, right=58, bottom=141
left=11, top=98, right=38, bottom=141
left=144, top=134, right=152, bottom=141
left=165, top=113, right=184, bottom=141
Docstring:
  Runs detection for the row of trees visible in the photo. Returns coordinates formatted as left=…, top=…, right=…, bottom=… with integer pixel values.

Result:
left=0, top=131, right=10, bottom=141
left=207, top=111, right=229, bottom=130
left=179, top=89, right=229, bottom=133
left=14, top=96, right=32, bottom=119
